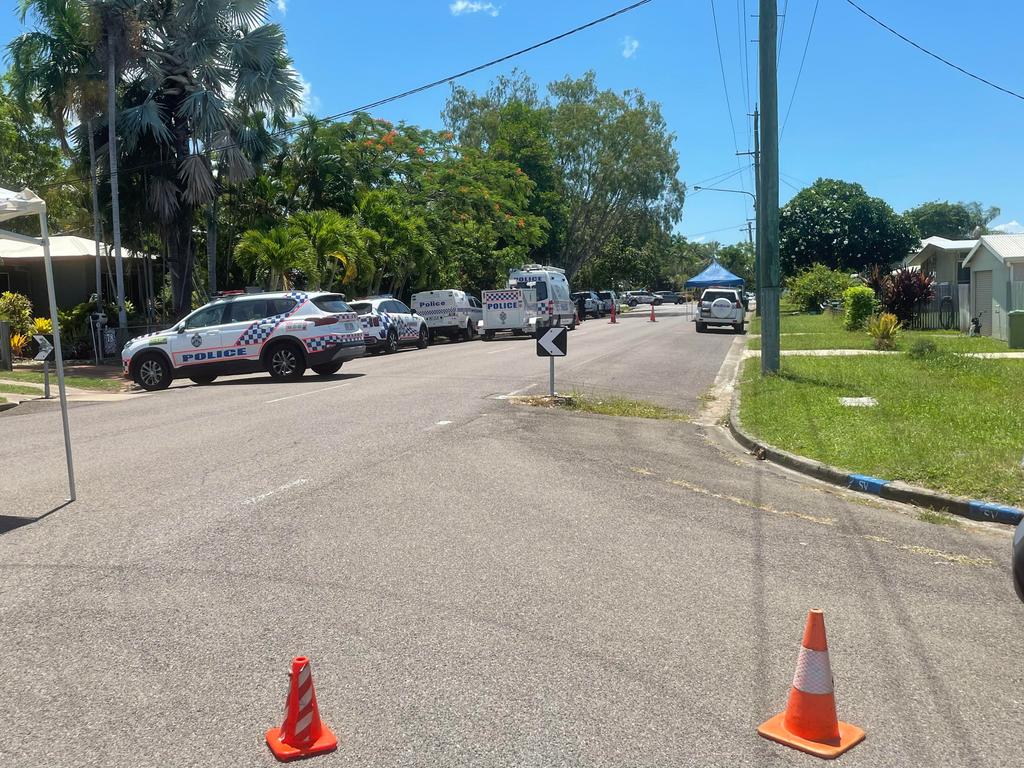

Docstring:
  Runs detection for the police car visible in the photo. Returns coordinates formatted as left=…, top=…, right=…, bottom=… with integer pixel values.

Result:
left=349, top=297, right=429, bottom=354
left=122, top=290, right=365, bottom=391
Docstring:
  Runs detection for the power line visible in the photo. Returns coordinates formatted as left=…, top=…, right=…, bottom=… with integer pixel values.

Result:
left=709, top=1, right=750, bottom=218
left=29, top=0, right=656, bottom=193
left=684, top=222, right=750, bottom=238
left=692, top=165, right=748, bottom=188
left=845, top=0, right=1024, bottom=102
left=779, top=0, right=820, bottom=140
left=777, top=0, right=790, bottom=62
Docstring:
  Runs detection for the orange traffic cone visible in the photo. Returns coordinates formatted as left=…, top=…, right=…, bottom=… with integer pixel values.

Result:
left=649, top=304, right=657, bottom=322
left=266, top=656, right=338, bottom=762
left=758, top=610, right=864, bottom=759
left=609, top=302, right=617, bottom=324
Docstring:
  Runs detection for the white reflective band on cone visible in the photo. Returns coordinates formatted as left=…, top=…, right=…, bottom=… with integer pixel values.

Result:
left=792, top=647, right=834, bottom=695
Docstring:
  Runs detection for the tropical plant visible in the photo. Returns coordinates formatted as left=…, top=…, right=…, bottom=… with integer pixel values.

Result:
left=115, top=0, right=302, bottom=315
left=882, top=267, right=935, bottom=325
left=785, top=264, right=852, bottom=314
left=0, top=291, right=33, bottom=334
left=32, top=316, right=52, bottom=334
left=867, top=313, right=901, bottom=350
left=842, top=286, right=876, bottom=331
left=9, top=332, right=30, bottom=357
left=235, top=227, right=315, bottom=290
left=289, top=209, right=377, bottom=291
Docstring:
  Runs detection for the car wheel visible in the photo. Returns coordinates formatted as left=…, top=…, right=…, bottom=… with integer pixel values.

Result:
left=265, top=342, right=306, bottom=380
left=696, top=322, right=706, bottom=333
left=416, top=325, right=429, bottom=349
left=428, top=329, right=436, bottom=344
left=189, top=374, right=216, bottom=385
left=737, top=322, right=746, bottom=334
left=311, top=361, right=344, bottom=376
left=384, top=328, right=399, bottom=354
left=464, top=321, right=475, bottom=341
left=134, top=353, right=172, bottom=391
left=483, top=330, right=495, bottom=340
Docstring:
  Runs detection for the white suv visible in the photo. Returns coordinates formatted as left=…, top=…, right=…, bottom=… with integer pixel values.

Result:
left=122, top=291, right=365, bottom=390
left=695, top=288, right=746, bottom=333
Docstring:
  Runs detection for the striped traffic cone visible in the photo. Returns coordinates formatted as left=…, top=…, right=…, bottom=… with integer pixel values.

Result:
left=266, top=656, right=338, bottom=762
left=609, top=302, right=617, bottom=324
left=757, top=610, right=864, bottom=759
left=649, top=304, right=657, bottom=322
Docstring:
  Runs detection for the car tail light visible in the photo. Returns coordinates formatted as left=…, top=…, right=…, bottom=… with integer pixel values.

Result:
left=371, top=316, right=381, bottom=327
left=308, top=315, right=340, bottom=326
left=734, top=301, right=742, bottom=308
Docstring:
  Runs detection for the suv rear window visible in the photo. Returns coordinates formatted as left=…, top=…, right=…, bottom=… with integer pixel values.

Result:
left=350, top=302, right=373, bottom=315
left=597, top=292, right=612, bottom=300
left=702, top=290, right=739, bottom=302
left=312, top=295, right=353, bottom=313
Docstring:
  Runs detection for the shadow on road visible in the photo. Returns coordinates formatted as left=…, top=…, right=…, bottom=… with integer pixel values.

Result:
left=195, top=372, right=367, bottom=388
left=0, top=499, right=73, bottom=536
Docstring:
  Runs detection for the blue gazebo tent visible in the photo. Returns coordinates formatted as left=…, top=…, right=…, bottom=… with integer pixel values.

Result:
left=684, top=259, right=744, bottom=288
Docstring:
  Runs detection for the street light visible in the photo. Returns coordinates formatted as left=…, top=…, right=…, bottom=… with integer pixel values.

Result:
left=692, top=185, right=756, bottom=204
left=692, top=185, right=760, bottom=316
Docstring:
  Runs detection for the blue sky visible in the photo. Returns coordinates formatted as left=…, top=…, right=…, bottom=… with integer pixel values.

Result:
left=4, top=0, right=1023, bottom=245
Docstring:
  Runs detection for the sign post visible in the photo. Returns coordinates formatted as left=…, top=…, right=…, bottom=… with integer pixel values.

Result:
left=535, top=326, right=567, bottom=396
left=34, top=334, right=55, bottom=399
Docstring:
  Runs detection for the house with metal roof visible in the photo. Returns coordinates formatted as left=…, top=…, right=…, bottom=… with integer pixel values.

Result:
left=962, top=234, right=1024, bottom=339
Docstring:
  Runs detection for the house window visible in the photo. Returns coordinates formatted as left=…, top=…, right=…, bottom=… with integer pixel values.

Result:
left=1012, top=263, right=1024, bottom=283
left=957, top=259, right=971, bottom=284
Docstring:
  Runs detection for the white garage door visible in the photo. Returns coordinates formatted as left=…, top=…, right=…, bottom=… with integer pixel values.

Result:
left=974, top=270, right=992, bottom=336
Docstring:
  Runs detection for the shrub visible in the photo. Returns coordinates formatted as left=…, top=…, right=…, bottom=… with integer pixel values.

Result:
left=843, top=286, right=876, bottom=330
left=9, top=332, right=30, bottom=357
left=882, top=267, right=935, bottom=325
left=32, top=316, right=52, bottom=335
left=867, top=312, right=901, bottom=350
left=0, top=291, right=33, bottom=334
left=907, top=339, right=938, bottom=359
left=785, top=264, right=852, bottom=313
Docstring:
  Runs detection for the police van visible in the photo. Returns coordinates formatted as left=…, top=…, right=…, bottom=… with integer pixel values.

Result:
left=410, top=289, right=483, bottom=342
left=507, top=264, right=575, bottom=329
left=121, top=290, right=365, bottom=390
left=479, top=287, right=542, bottom=340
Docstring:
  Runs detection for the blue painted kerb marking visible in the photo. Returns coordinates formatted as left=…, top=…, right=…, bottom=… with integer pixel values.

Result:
left=848, top=474, right=888, bottom=495
left=969, top=501, right=1024, bottom=526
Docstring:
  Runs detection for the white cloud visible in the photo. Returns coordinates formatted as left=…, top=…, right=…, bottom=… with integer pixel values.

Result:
left=275, top=0, right=286, bottom=13
left=992, top=220, right=1024, bottom=234
left=450, top=1, right=499, bottom=17
left=622, top=35, right=639, bottom=59
left=693, top=236, right=707, bottom=244
left=293, top=71, right=320, bottom=115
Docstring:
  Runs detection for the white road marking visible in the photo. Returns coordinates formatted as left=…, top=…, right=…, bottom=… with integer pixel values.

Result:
left=494, top=383, right=536, bottom=400
left=243, top=478, right=310, bottom=505
left=436, top=420, right=452, bottom=426
left=265, top=382, right=350, bottom=403
left=486, top=346, right=518, bottom=355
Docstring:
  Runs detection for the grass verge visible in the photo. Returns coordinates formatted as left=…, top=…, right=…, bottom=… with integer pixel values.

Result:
left=0, top=383, right=51, bottom=396
left=918, top=510, right=963, bottom=528
left=514, top=392, right=687, bottom=421
left=3, top=370, right=123, bottom=391
left=738, top=355, right=1024, bottom=506
left=747, top=313, right=1008, bottom=353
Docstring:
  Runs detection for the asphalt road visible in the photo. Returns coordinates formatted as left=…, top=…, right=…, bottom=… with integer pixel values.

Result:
left=1, top=305, right=1020, bottom=768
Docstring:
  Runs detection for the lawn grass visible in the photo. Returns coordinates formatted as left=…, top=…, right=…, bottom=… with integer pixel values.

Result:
left=918, top=510, right=963, bottom=528
left=514, top=392, right=687, bottom=421
left=738, top=355, right=1024, bottom=506
left=0, top=383, right=50, bottom=396
left=746, top=312, right=1008, bottom=353
left=2, top=370, right=123, bottom=391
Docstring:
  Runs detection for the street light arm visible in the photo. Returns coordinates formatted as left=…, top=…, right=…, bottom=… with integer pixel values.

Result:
left=692, top=185, right=756, bottom=203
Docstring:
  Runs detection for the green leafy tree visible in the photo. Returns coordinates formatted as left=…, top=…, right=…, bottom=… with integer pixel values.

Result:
left=289, top=209, right=377, bottom=291
left=715, top=242, right=755, bottom=285
left=785, top=264, right=852, bottom=313
left=235, top=226, right=314, bottom=290
left=905, top=200, right=1000, bottom=240
left=780, top=178, right=918, bottom=275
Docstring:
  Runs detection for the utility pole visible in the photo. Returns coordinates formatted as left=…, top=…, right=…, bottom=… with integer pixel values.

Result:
left=752, top=107, right=763, bottom=317
left=758, top=0, right=781, bottom=374
left=745, top=221, right=754, bottom=249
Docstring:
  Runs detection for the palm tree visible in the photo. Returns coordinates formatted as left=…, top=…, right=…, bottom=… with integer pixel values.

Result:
left=116, top=0, right=301, bottom=316
left=289, top=209, right=377, bottom=291
left=235, top=227, right=314, bottom=291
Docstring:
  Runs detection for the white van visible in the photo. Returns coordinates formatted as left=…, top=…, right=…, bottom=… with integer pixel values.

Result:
left=479, top=287, right=543, bottom=339
left=507, top=264, right=575, bottom=329
left=410, top=289, right=483, bottom=342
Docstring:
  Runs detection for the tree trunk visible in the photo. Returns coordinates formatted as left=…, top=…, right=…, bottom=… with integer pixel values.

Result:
left=207, top=197, right=218, bottom=295
left=106, top=44, right=128, bottom=332
left=166, top=208, right=194, bottom=318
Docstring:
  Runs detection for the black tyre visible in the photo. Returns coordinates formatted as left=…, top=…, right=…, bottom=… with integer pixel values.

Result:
left=512, top=329, right=526, bottom=337
left=384, top=328, right=399, bottom=354
left=134, top=353, right=172, bottom=391
left=428, top=329, right=437, bottom=344
left=189, top=374, right=216, bottom=385
left=416, top=325, right=429, bottom=349
left=463, top=321, right=475, bottom=341
left=483, top=330, right=495, bottom=341
left=737, top=322, right=746, bottom=334
left=312, top=361, right=344, bottom=376
left=696, top=322, right=706, bottom=333
left=265, top=342, right=306, bottom=380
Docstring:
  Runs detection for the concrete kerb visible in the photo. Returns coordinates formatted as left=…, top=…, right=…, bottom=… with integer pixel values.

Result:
left=727, top=389, right=1024, bottom=528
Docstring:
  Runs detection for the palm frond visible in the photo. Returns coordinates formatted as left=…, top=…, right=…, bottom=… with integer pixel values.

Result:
left=177, top=153, right=216, bottom=205
left=147, top=176, right=180, bottom=223
left=229, top=24, right=284, bottom=72
left=118, top=94, right=173, bottom=152
left=176, top=88, right=230, bottom=137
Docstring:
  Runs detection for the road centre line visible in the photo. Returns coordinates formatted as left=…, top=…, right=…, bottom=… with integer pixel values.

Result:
left=486, top=345, right=518, bottom=355
left=265, top=382, right=351, bottom=403
left=243, top=477, right=310, bottom=505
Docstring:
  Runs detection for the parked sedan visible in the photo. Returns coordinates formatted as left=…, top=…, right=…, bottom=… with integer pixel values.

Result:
left=596, top=290, right=618, bottom=313
left=655, top=290, right=683, bottom=305
left=571, top=291, right=605, bottom=319
left=623, top=290, right=662, bottom=307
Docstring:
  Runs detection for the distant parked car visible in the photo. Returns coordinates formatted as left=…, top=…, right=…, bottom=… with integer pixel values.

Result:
left=623, top=290, right=661, bottom=307
left=654, top=290, right=682, bottom=305
left=596, top=290, right=618, bottom=313
left=571, top=291, right=604, bottom=319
